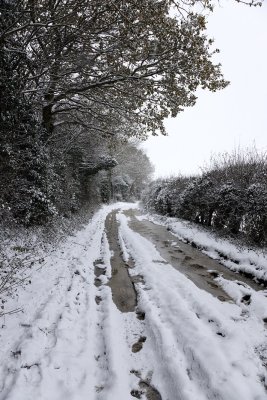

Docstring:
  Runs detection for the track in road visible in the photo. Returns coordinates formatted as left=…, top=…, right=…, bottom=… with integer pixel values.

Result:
left=103, top=207, right=267, bottom=400
left=1, top=204, right=266, bottom=400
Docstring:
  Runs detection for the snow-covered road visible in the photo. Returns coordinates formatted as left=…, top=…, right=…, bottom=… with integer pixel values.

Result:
left=1, top=203, right=267, bottom=400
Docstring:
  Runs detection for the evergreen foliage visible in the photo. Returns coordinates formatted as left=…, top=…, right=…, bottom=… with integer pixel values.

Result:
left=0, top=4, right=57, bottom=224
left=0, top=0, right=260, bottom=225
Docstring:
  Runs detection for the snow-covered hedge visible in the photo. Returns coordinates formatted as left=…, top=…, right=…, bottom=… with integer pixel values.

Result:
left=142, top=151, right=267, bottom=246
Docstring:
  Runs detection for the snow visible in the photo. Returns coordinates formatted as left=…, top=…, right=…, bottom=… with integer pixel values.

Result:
left=138, top=212, right=267, bottom=283
left=0, top=203, right=138, bottom=400
left=118, top=212, right=267, bottom=400
left=1, top=203, right=267, bottom=400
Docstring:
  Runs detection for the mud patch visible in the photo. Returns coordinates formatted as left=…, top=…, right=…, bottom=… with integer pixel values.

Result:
left=105, top=211, right=137, bottom=313
left=132, top=336, right=146, bottom=353
left=94, top=266, right=106, bottom=277
left=241, top=294, right=251, bottom=305
left=208, top=281, right=219, bottom=289
left=131, top=275, right=145, bottom=285
left=94, top=277, right=102, bottom=287
left=136, top=310, right=146, bottom=320
left=189, top=263, right=205, bottom=270
left=131, top=389, right=142, bottom=398
left=139, top=381, right=162, bottom=400
left=94, top=258, right=104, bottom=265
left=94, top=259, right=106, bottom=280
left=130, top=370, right=162, bottom=400
left=209, top=270, right=220, bottom=279
left=21, top=363, right=40, bottom=370
left=184, top=255, right=192, bottom=262
left=95, top=385, right=104, bottom=393
left=95, top=296, right=102, bottom=305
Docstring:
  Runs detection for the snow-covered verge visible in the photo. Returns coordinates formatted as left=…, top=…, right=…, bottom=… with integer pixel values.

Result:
left=138, top=213, right=267, bottom=284
left=0, top=206, right=98, bottom=317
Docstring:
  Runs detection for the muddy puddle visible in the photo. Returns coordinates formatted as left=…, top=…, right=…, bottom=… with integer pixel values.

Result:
left=130, top=370, right=162, bottom=400
left=105, top=211, right=137, bottom=313
left=123, top=209, right=261, bottom=300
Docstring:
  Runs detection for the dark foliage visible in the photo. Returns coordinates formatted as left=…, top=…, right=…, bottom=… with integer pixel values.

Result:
left=142, top=150, right=267, bottom=246
left=0, top=0, right=256, bottom=225
left=0, top=5, right=57, bottom=224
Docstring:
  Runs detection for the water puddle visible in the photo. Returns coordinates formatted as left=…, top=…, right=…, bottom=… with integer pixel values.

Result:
left=124, top=209, right=261, bottom=301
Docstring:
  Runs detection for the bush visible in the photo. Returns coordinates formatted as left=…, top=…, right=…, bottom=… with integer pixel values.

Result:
left=142, top=148, right=267, bottom=246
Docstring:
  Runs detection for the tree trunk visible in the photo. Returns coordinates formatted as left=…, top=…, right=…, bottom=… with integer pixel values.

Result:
left=42, top=101, right=54, bottom=138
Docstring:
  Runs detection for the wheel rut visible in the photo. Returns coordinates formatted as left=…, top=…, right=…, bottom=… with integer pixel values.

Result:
left=105, top=210, right=137, bottom=313
left=104, top=210, right=163, bottom=400
left=123, top=209, right=262, bottom=301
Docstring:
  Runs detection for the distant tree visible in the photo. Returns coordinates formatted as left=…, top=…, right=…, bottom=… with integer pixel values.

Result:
left=112, top=174, right=133, bottom=201
left=110, top=140, right=154, bottom=200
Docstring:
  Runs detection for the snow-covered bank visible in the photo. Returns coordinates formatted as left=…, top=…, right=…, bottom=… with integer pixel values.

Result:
left=138, top=213, right=267, bottom=284
left=0, top=205, right=99, bottom=312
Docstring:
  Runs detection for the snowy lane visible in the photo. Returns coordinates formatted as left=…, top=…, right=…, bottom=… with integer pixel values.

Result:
left=0, top=203, right=139, bottom=400
left=117, top=210, right=267, bottom=400
left=0, top=204, right=267, bottom=400
left=119, top=211, right=266, bottom=400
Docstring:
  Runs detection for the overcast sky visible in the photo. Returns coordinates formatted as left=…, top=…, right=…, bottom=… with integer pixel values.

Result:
left=142, top=0, right=267, bottom=178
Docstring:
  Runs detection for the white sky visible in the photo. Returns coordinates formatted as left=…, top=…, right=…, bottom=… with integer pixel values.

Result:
left=142, top=0, right=267, bottom=177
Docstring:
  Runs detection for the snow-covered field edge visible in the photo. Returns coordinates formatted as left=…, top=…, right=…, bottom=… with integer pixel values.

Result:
left=137, top=212, right=267, bottom=284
